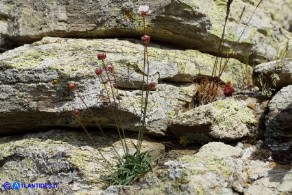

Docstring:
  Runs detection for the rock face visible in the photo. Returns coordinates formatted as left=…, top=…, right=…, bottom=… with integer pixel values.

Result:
left=261, top=0, right=292, bottom=32
left=0, top=37, right=253, bottom=137
left=0, top=129, right=165, bottom=194
left=253, top=58, right=292, bottom=93
left=2, top=133, right=291, bottom=195
left=103, top=142, right=292, bottom=195
left=253, top=58, right=292, bottom=164
left=0, top=0, right=290, bottom=64
left=265, top=85, right=292, bottom=164
left=169, top=97, right=259, bottom=141
left=0, top=1, right=291, bottom=194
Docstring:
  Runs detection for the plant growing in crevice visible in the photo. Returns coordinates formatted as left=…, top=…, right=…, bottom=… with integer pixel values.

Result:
left=193, top=0, right=263, bottom=106
left=69, top=5, right=154, bottom=186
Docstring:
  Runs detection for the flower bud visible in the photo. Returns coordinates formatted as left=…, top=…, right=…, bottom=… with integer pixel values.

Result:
left=141, top=35, right=150, bottom=44
left=147, top=82, right=156, bottom=90
left=95, top=67, right=103, bottom=75
left=106, top=64, right=114, bottom=72
left=97, top=52, right=106, bottom=60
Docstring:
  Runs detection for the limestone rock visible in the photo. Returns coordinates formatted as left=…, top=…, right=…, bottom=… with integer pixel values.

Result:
left=0, top=0, right=290, bottom=64
left=0, top=37, right=250, bottom=136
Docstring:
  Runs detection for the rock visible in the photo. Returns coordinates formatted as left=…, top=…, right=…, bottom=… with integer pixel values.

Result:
left=194, top=142, right=242, bottom=158
left=253, top=58, right=292, bottom=93
left=0, top=129, right=165, bottom=194
left=265, top=85, right=292, bottom=164
left=0, top=0, right=290, bottom=63
left=0, top=37, right=251, bottom=136
left=101, top=185, right=137, bottom=195
left=169, top=97, right=259, bottom=141
left=261, top=0, right=292, bottom=32
left=246, top=169, right=292, bottom=195
left=122, top=142, right=292, bottom=195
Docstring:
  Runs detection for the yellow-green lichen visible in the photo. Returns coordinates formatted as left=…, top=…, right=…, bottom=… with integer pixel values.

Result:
left=10, top=49, right=59, bottom=69
left=167, top=110, right=176, bottom=119
left=212, top=98, right=257, bottom=130
left=180, top=155, right=232, bottom=177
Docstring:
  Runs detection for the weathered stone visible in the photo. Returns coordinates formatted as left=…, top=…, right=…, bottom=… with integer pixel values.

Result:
left=253, top=58, right=292, bottom=92
left=169, top=97, right=259, bottom=140
left=0, top=37, right=251, bottom=136
left=0, top=0, right=290, bottom=64
left=0, top=129, right=165, bottom=194
left=246, top=169, right=292, bottom=195
left=116, top=142, right=292, bottom=195
left=261, top=0, right=292, bottom=32
left=265, top=85, right=292, bottom=164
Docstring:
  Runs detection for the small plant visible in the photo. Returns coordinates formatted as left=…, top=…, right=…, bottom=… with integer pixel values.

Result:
left=192, top=77, right=224, bottom=106
left=106, top=144, right=152, bottom=185
left=240, top=51, right=254, bottom=89
left=193, top=0, right=264, bottom=106
left=69, top=5, right=155, bottom=186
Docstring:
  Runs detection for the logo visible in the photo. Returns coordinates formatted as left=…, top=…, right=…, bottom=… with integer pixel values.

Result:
left=2, top=182, right=11, bottom=190
left=12, top=181, right=20, bottom=190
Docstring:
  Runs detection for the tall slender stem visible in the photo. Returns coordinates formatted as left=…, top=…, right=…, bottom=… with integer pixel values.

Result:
left=76, top=91, right=122, bottom=162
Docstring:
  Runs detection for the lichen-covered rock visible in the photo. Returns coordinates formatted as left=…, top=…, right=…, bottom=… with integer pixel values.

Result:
left=245, top=170, right=292, bottom=195
left=0, top=0, right=290, bottom=64
left=253, top=58, right=292, bottom=92
left=261, top=0, right=292, bottom=32
left=109, top=142, right=292, bottom=195
left=265, top=85, right=292, bottom=164
left=169, top=98, right=259, bottom=140
left=0, top=129, right=164, bottom=194
left=0, top=37, right=250, bottom=136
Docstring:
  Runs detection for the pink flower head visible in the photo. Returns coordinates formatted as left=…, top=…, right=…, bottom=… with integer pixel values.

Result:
left=141, top=35, right=150, bottom=44
left=97, top=52, right=106, bottom=60
left=68, top=83, right=77, bottom=91
left=95, top=67, right=103, bottom=76
left=147, top=82, right=156, bottom=90
left=138, top=5, right=151, bottom=16
left=106, top=64, right=114, bottom=72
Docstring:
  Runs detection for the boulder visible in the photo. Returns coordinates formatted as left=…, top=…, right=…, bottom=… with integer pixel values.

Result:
left=0, top=0, right=290, bottom=64
left=261, top=0, right=292, bottom=32
left=265, top=85, right=292, bottom=164
left=253, top=58, right=292, bottom=93
left=0, top=129, right=165, bottom=194
left=104, top=142, right=292, bottom=194
left=0, top=37, right=251, bottom=136
left=169, top=97, right=259, bottom=141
